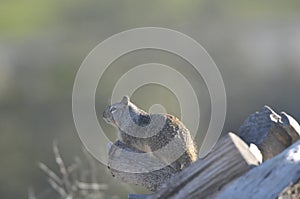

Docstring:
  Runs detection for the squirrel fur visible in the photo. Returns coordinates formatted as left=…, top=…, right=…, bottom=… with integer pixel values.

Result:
left=103, top=96, right=197, bottom=171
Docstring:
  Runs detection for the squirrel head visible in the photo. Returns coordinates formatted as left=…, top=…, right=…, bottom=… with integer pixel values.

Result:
left=103, top=96, right=129, bottom=125
left=103, top=96, right=149, bottom=131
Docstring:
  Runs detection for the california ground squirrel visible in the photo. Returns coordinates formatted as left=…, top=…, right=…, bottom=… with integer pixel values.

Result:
left=103, top=96, right=197, bottom=171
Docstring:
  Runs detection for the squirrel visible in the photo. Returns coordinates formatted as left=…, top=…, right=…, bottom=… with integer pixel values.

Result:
left=103, top=96, right=197, bottom=172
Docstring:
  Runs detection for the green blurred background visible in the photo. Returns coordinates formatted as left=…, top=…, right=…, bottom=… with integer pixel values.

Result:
left=1, top=0, right=300, bottom=198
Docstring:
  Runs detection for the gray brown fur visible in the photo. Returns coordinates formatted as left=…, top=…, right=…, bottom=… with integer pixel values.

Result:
left=103, top=96, right=197, bottom=171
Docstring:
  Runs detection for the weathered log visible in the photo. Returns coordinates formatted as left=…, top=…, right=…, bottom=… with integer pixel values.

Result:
left=148, top=133, right=259, bottom=199
left=212, top=139, right=300, bottom=199
left=107, top=106, right=300, bottom=199
left=237, top=106, right=300, bottom=161
left=107, top=140, right=177, bottom=192
left=128, top=194, right=151, bottom=199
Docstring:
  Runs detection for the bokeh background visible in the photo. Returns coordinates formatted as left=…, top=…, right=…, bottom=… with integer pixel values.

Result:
left=1, top=0, right=300, bottom=198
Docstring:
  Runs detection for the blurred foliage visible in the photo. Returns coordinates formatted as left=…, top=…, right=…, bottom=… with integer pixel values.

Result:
left=1, top=0, right=300, bottom=198
left=0, top=0, right=61, bottom=37
left=2, top=0, right=300, bottom=38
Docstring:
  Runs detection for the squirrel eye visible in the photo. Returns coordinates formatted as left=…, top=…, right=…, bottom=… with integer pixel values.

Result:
left=110, top=107, right=117, bottom=113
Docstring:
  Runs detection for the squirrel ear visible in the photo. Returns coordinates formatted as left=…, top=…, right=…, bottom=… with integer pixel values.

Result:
left=121, top=96, right=129, bottom=105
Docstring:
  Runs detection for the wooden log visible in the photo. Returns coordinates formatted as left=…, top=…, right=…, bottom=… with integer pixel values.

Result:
left=108, top=106, right=300, bottom=198
left=212, top=139, right=300, bottom=199
left=128, top=194, right=151, bottom=199
left=237, top=106, right=300, bottom=161
left=107, top=140, right=177, bottom=192
left=148, top=133, right=259, bottom=199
